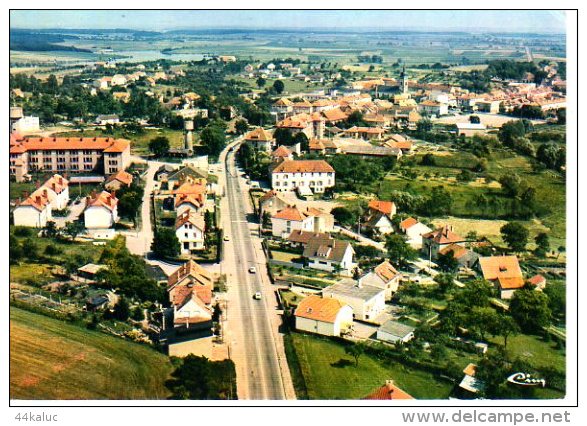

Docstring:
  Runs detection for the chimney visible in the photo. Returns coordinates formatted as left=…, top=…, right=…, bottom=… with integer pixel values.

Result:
left=52, top=183, right=56, bottom=191
left=35, top=195, right=41, bottom=204
left=35, top=180, right=41, bottom=189
left=386, top=380, right=395, bottom=392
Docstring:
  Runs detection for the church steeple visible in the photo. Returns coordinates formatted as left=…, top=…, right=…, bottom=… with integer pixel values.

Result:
left=400, top=64, right=408, bottom=94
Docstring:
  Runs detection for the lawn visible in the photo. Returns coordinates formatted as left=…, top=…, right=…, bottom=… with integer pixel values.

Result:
left=289, top=332, right=453, bottom=399
left=270, top=250, right=301, bottom=263
left=10, top=307, right=173, bottom=399
left=489, top=333, right=565, bottom=374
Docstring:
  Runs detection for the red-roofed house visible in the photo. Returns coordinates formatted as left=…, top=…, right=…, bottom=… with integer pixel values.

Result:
left=175, top=211, right=206, bottom=254
left=478, top=256, right=525, bottom=299
left=271, top=205, right=314, bottom=238
left=399, top=217, right=432, bottom=247
left=527, top=274, right=547, bottom=290
left=271, top=160, right=335, bottom=193
left=422, top=225, right=466, bottom=259
left=359, top=261, right=402, bottom=300
left=83, top=190, right=119, bottom=229
left=105, top=170, right=133, bottom=191
left=363, top=380, right=414, bottom=400
left=294, top=295, right=353, bottom=337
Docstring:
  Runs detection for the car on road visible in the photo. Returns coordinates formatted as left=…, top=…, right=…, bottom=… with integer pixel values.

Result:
left=249, top=266, right=257, bottom=274
left=253, top=292, right=262, bottom=300
left=223, top=235, right=230, bottom=241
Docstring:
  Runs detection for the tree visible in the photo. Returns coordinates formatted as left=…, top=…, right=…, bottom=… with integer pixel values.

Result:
left=22, top=238, right=39, bottom=260
left=419, top=186, right=452, bottom=216
left=469, top=306, right=501, bottom=341
left=256, top=77, right=266, bottom=88
left=436, top=251, right=459, bottom=273
left=345, top=110, right=366, bottom=127
left=200, top=123, right=226, bottom=159
left=9, top=234, right=23, bottom=264
left=509, top=289, right=552, bottom=332
left=434, top=273, right=455, bottom=293
left=330, top=206, right=357, bottom=227
left=272, top=79, right=285, bottom=94
left=543, top=282, right=565, bottom=319
left=131, top=306, right=145, bottom=321
left=234, top=119, right=249, bottom=135
left=456, top=169, right=475, bottom=182
left=273, top=127, right=293, bottom=145
left=469, top=115, right=481, bottom=124
left=496, top=314, right=520, bottom=349
left=500, top=222, right=529, bottom=252
left=43, top=220, right=58, bottom=238
left=556, top=108, right=566, bottom=125
left=499, top=173, right=523, bottom=197
left=345, top=342, right=366, bottom=367
left=534, top=232, right=550, bottom=257
left=152, top=228, right=180, bottom=259
left=416, top=118, right=433, bottom=133
left=148, top=136, right=170, bottom=158
left=166, top=355, right=236, bottom=400
left=384, top=234, right=417, bottom=267
left=113, top=297, right=130, bottom=321
left=292, top=131, right=309, bottom=152
left=64, top=221, right=85, bottom=241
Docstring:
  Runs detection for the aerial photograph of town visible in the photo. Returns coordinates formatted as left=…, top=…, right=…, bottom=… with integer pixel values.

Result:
left=8, top=9, right=572, bottom=405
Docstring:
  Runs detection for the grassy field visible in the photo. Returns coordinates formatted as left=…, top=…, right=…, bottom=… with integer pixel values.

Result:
left=51, top=128, right=187, bottom=156
left=289, top=332, right=453, bottom=399
left=490, top=333, right=565, bottom=374
left=10, top=307, right=173, bottom=400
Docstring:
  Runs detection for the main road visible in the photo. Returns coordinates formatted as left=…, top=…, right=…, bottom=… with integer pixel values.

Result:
left=220, top=139, right=295, bottom=400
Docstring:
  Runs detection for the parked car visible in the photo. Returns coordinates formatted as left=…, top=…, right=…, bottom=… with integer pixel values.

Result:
left=253, top=292, right=262, bottom=300
left=249, top=266, right=257, bottom=274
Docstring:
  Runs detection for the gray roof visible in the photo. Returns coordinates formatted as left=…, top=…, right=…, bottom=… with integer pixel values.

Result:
left=341, top=145, right=401, bottom=157
left=323, top=278, right=383, bottom=301
left=378, top=320, right=415, bottom=338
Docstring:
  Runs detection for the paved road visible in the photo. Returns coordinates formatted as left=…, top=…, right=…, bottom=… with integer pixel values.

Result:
left=221, top=140, right=295, bottom=400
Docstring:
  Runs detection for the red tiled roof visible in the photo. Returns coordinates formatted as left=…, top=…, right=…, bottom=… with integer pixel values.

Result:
left=273, top=206, right=308, bottom=222
left=272, top=160, right=334, bottom=174
left=368, top=200, right=395, bottom=216
left=105, top=170, right=133, bottom=186
left=272, top=145, right=293, bottom=158
left=245, top=127, right=273, bottom=142
left=85, top=190, right=118, bottom=212
left=175, top=210, right=205, bottom=230
left=478, top=256, right=524, bottom=290
left=295, top=295, right=348, bottom=323
left=374, top=261, right=400, bottom=283
left=422, top=226, right=465, bottom=245
left=10, top=137, right=130, bottom=154
left=363, top=381, right=414, bottom=400
left=400, top=217, right=418, bottom=230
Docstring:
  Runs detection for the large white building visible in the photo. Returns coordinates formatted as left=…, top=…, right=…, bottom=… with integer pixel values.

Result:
left=83, top=191, right=119, bottom=229
left=11, top=116, right=40, bottom=134
left=295, top=295, right=353, bottom=337
left=271, top=160, right=335, bottom=193
left=322, top=278, right=386, bottom=322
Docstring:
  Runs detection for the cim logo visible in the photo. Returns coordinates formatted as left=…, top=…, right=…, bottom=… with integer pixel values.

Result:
left=507, top=372, right=546, bottom=387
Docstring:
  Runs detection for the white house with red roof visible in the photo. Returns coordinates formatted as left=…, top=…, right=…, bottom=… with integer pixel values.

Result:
left=399, top=217, right=432, bottom=247
left=271, top=160, right=335, bottom=193
left=294, top=295, right=353, bottom=337
left=364, top=200, right=396, bottom=235
left=359, top=260, right=402, bottom=301
left=271, top=205, right=314, bottom=238
left=12, top=174, right=69, bottom=227
left=421, top=225, right=466, bottom=260
left=83, top=190, right=119, bottom=229
left=175, top=211, right=206, bottom=254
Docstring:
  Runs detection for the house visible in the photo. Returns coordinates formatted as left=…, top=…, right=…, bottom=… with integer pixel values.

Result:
left=271, top=145, right=294, bottom=163
left=95, top=114, right=120, bottom=125
left=41, top=174, right=70, bottom=210
left=399, top=217, right=432, bottom=247
left=173, top=292, right=213, bottom=330
left=154, top=164, right=177, bottom=182
left=303, top=237, right=356, bottom=276
left=288, top=230, right=331, bottom=248
left=455, top=122, right=487, bottom=137
left=438, top=243, right=479, bottom=269
left=343, top=126, right=386, bottom=140
left=294, top=295, right=353, bottom=337
left=308, top=138, right=340, bottom=155
left=13, top=190, right=52, bottom=228
left=167, top=260, right=213, bottom=307
left=476, top=100, right=501, bottom=113
left=478, top=255, right=525, bottom=299
left=83, top=191, right=119, bottom=229
left=419, top=100, right=449, bottom=116
left=175, top=211, right=206, bottom=254
left=363, top=380, right=415, bottom=400
left=259, top=189, right=290, bottom=219
left=110, top=74, right=127, bottom=86
left=359, top=261, right=402, bottom=300
left=271, top=160, right=335, bottom=193
left=363, top=200, right=396, bottom=235
left=173, top=181, right=207, bottom=214
left=421, top=225, right=466, bottom=260
left=376, top=320, right=415, bottom=344
left=104, top=170, right=133, bottom=191
left=77, top=263, right=108, bottom=281
left=340, top=144, right=402, bottom=158
left=244, top=127, right=275, bottom=152
left=527, top=274, right=547, bottom=290
left=167, top=165, right=207, bottom=189
left=11, top=116, right=40, bottom=134
left=86, top=295, right=110, bottom=311
left=458, top=363, right=485, bottom=396
left=322, top=278, right=385, bottom=321
left=305, top=207, right=335, bottom=233
left=271, top=206, right=314, bottom=238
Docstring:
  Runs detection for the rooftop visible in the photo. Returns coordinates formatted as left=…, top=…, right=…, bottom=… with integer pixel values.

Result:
left=323, top=278, right=383, bottom=301
left=294, top=295, right=348, bottom=323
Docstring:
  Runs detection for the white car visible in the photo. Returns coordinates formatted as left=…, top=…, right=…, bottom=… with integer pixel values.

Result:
left=223, top=235, right=230, bottom=241
left=249, top=266, right=257, bottom=274
left=253, top=292, right=262, bottom=300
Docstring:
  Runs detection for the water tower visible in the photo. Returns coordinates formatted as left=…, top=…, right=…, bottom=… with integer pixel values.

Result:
left=184, top=119, right=194, bottom=152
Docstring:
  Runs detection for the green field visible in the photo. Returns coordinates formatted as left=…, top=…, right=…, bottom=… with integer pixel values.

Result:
left=288, top=332, right=453, bottom=399
left=10, top=307, right=173, bottom=399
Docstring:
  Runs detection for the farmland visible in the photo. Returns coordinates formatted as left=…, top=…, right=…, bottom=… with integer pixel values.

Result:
left=10, top=307, right=173, bottom=400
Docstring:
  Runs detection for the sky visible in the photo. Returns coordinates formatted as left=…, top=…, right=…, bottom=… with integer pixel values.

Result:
left=10, top=10, right=567, bottom=33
